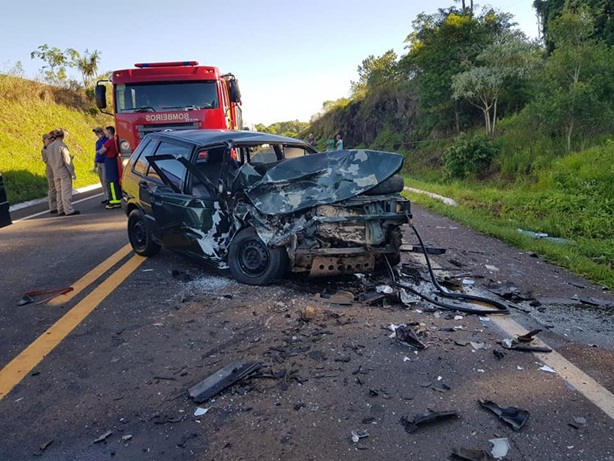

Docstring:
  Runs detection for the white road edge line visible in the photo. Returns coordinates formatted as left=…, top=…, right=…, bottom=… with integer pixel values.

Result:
left=9, top=184, right=102, bottom=211
left=492, top=316, right=614, bottom=420
left=14, top=191, right=104, bottom=222
left=408, top=253, right=614, bottom=421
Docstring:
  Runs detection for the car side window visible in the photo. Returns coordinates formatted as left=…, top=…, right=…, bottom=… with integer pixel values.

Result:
left=284, top=146, right=309, bottom=159
left=132, top=139, right=156, bottom=176
left=249, top=144, right=280, bottom=164
left=151, top=142, right=193, bottom=191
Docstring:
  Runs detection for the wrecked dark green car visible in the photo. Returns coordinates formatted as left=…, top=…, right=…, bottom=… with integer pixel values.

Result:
left=121, top=130, right=411, bottom=285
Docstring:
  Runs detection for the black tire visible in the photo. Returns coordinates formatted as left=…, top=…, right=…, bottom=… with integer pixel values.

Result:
left=128, top=208, right=161, bottom=257
left=364, top=174, right=405, bottom=195
left=228, top=228, right=287, bottom=285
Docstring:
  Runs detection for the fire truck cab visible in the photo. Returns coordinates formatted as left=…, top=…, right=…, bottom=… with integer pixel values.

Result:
left=95, top=61, right=242, bottom=157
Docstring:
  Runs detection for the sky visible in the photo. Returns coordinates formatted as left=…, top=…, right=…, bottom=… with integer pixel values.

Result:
left=0, top=0, right=540, bottom=127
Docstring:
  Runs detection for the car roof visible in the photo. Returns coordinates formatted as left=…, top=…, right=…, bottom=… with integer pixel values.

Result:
left=147, top=129, right=311, bottom=147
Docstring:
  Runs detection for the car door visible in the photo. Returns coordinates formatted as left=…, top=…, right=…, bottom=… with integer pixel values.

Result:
left=147, top=152, right=234, bottom=266
left=127, top=138, right=161, bottom=219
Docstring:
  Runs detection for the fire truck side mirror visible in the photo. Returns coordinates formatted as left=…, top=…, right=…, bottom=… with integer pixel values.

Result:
left=95, top=84, right=107, bottom=109
left=229, top=80, right=242, bottom=104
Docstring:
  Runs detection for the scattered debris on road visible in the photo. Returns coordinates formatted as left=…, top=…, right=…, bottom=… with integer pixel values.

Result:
left=314, top=290, right=354, bottom=305
left=569, top=416, right=587, bottom=429
left=489, top=437, right=510, bottom=459
left=350, top=429, right=369, bottom=443
left=93, top=430, right=113, bottom=444
left=539, top=364, right=557, bottom=374
left=450, top=447, right=496, bottom=461
left=400, top=410, right=459, bottom=433
left=17, top=286, right=73, bottom=306
left=392, top=324, right=427, bottom=350
left=501, top=329, right=553, bottom=353
left=188, top=360, right=261, bottom=403
left=479, top=400, right=530, bottom=431
left=577, top=296, right=614, bottom=308
left=39, top=440, right=53, bottom=451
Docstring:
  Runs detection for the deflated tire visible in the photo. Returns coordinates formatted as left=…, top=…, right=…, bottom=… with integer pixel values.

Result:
left=228, top=228, right=288, bottom=285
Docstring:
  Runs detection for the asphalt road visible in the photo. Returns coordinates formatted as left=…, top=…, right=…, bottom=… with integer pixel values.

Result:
left=0, top=195, right=613, bottom=461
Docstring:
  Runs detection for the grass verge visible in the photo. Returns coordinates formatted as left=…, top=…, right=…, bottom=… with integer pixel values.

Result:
left=404, top=178, right=614, bottom=291
left=0, top=75, right=112, bottom=204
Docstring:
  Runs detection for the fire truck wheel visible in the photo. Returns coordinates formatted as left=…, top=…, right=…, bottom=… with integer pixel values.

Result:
left=128, top=209, right=161, bottom=257
left=228, top=228, right=288, bottom=285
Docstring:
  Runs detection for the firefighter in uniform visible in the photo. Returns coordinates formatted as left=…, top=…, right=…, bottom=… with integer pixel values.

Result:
left=97, top=126, right=122, bottom=209
left=47, top=128, right=79, bottom=216
left=41, top=132, right=58, bottom=213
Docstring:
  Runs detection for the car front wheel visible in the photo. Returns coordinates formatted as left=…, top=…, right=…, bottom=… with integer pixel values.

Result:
left=228, top=228, right=287, bottom=285
left=128, top=208, right=161, bottom=257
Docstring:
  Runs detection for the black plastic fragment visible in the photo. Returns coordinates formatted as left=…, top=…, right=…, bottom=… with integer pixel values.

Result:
left=395, top=325, right=426, bottom=350
left=504, top=344, right=552, bottom=353
left=400, top=410, right=459, bottom=433
left=479, top=399, right=530, bottom=431
left=450, top=447, right=496, bottom=461
left=493, top=349, right=506, bottom=360
left=517, top=329, right=542, bottom=342
left=502, top=329, right=552, bottom=353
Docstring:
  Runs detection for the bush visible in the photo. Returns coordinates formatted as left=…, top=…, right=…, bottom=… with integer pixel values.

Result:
left=443, top=134, right=499, bottom=179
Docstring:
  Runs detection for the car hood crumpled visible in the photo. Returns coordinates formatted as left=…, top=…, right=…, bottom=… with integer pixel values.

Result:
left=241, top=149, right=404, bottom=215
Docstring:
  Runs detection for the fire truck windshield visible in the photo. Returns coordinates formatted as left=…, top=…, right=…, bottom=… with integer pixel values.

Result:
left=115, top=81, right=219, bottom=113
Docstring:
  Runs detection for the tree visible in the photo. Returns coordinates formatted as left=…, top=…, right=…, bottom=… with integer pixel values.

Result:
left=535, top=0, right=614, bottom=47
left=399, top=7, right=516, bottom=135
left=455, top=0, right=474, bottom=16
left=452, top=34, right=541, bottom=135
left=30, top=44, right=69, bottom=84
left=528, top=3, right=614, bottom=151
left=67, top=48, right=101, bottom=88
left=30, top=45, right=101, bottom=88
left=254, top=120, right=309, bottom=137
left=350, top=50, right=401, bottom=99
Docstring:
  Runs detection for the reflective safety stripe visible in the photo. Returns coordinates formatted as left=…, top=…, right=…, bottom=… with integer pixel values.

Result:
left=109, top=182, right=121, bottom=204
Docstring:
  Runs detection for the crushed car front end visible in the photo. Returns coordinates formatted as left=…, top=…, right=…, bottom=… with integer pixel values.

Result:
left=288, top=195, right=410, bottom=276
left=239, top=149, right=412, bottom=277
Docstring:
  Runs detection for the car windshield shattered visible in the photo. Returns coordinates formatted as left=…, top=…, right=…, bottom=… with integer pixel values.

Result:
left=123, top=130, right=411, bottom=285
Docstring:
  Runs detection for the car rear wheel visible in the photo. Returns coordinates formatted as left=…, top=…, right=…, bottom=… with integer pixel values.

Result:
left=128, top=209, right=161, bottom=257
left=228, top=228, right=287, bottom=285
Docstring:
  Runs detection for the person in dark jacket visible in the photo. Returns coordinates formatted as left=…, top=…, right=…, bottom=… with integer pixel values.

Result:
left=92, top=127, right=109, bottom=204
left=96, top=126, right=122, bottom=209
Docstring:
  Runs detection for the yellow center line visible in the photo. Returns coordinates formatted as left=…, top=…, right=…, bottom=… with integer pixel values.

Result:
left=47, top=243, right=133, bottom=307
left=0, top=254, right=146, bottom=400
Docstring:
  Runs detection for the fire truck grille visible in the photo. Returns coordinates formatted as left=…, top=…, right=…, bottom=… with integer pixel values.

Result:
left=137, top=122, right=200, bottom=139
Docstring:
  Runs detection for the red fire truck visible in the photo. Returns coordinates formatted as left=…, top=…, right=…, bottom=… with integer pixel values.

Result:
left=95, top=61, right=242, bottom=156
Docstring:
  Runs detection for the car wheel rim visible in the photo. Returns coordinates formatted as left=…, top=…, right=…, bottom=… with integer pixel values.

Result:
left=239, top=240, right=269, bottom=276
left=132, top=219, right=146, bottom=250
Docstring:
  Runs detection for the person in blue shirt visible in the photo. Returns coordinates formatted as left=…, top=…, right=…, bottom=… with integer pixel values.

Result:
left=93, top=127, right=109, bottom=204
left=335, top=134, right=344, bottom=150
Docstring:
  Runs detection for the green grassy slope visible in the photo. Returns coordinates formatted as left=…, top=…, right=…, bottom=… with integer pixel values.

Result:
left=0, top=75, right=113, bottom=204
